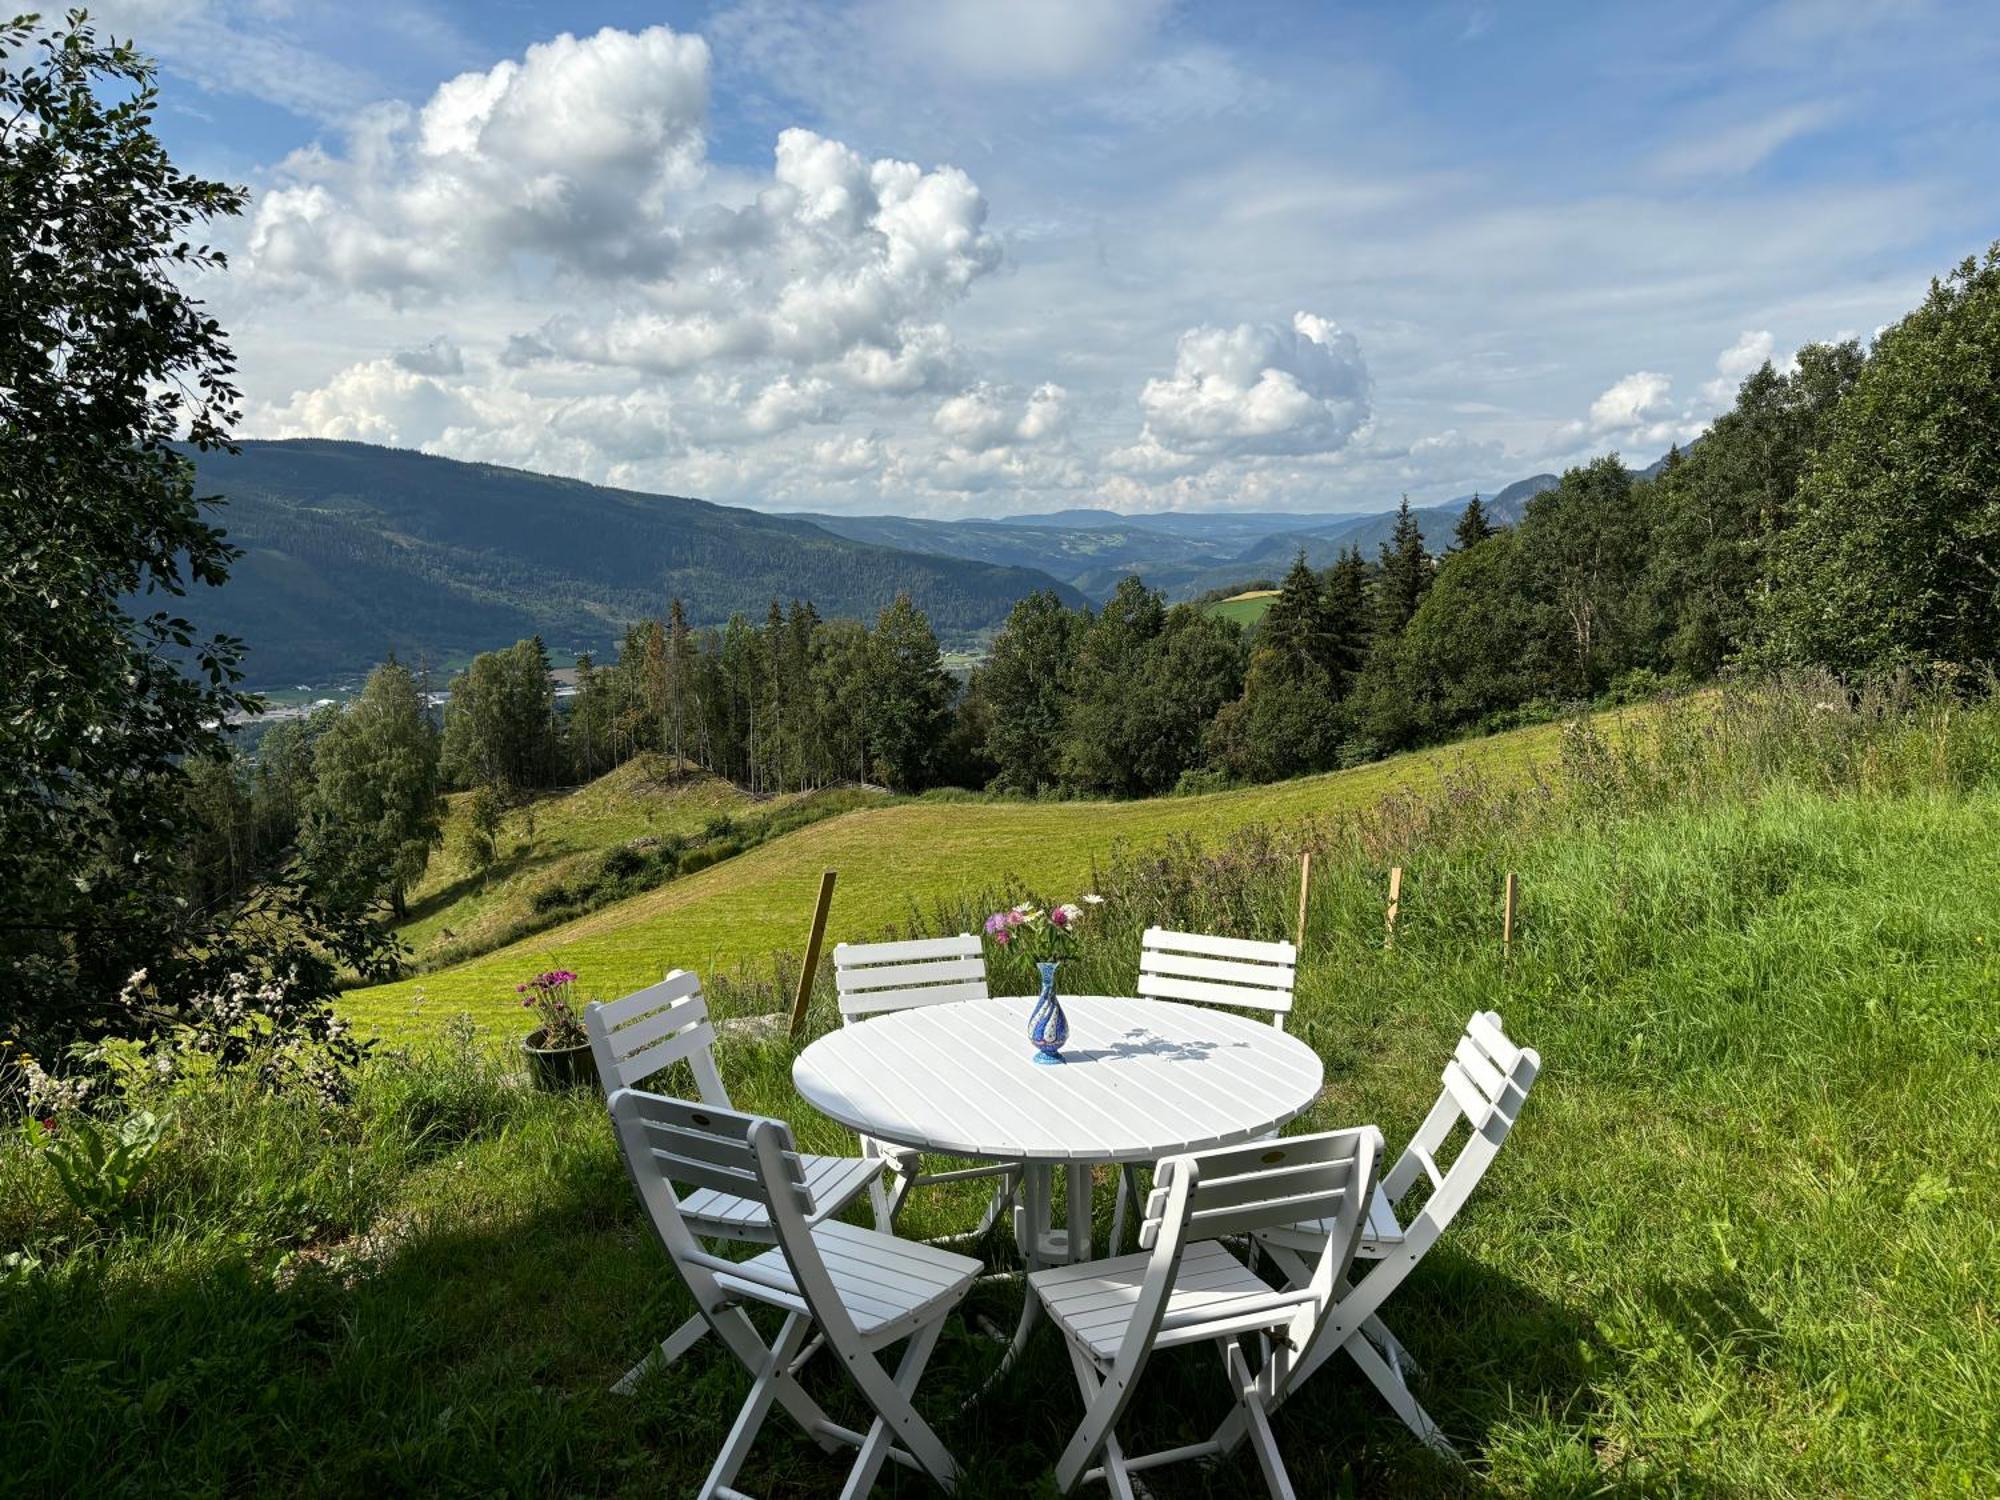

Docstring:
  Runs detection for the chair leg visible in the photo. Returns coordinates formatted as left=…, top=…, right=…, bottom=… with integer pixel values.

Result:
left=1227, top=1341, right=1297, bottom=1500
left=700, top=1310, right=817, bottom=1499
left=1362, top=1312, right=1421, bottom=1379
left=884, top=1168, right=918, bottom=1230
left=705, top=1304, right=844, bottom=1455
left=1344, top=1330, right=1457, bottom=1458
left=838, top=1318, right=945, bottom=1499
left=1109, top=1164, right=1143, bottom=1256
left=1057, top=1339, right=1132, bottom=1497
left=867, top=1161, right=895, bottom=1233
left=972, top=1169, right=1018, bottom=1238
left=611, top=1310, right=710, bottom=1395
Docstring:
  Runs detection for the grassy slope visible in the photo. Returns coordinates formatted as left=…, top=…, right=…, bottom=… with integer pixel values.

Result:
left=394, top=754, right=849, bottom=967
left=1205, top=589, right=1279, bottom=627
left=8, top=775, right=1995, bottom=1496
left=346, top=713, right=1581, bottom=1035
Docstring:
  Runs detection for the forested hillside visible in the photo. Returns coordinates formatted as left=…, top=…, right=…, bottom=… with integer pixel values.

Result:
left=178, top=441, right=1086, bottom=681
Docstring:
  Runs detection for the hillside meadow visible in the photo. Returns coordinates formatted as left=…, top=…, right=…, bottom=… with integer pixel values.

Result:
left=5, top=682, right=1996, bottom=1497
left=346, top=710, right=1576, bottom=1036
left=395, top=754, right=886, bottom=972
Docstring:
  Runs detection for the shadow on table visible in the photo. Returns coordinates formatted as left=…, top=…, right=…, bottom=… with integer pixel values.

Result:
left=1063, top=1028, right=1243, bottom=1064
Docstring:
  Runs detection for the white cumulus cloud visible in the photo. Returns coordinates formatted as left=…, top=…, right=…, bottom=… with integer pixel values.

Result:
left=1131, top=311, right=1372, bottom=459
left=250, top=26, right=712, bottom=290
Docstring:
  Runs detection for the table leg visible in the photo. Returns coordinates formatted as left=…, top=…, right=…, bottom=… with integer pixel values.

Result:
left=1066, top=1163, right=1094, bottom=1264
left=965, top=1160, right=1070, bottom=1402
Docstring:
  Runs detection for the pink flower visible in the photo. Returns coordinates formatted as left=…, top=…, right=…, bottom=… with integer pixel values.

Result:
left=1005, top=910, right=1024, bottom=928
left=993, top=930, right=1010, bottom=946
left=1049, top=907, right=1069, bottom=928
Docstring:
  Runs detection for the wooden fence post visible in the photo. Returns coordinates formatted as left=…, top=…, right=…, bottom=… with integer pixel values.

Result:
left=1384, top=866, right=1403, bottom=949
left=789, top=869, right=838, bottom=1039
left=1295, top=852, right=1313, bottom=952
left=1502, top=871, right=1519, bottom=960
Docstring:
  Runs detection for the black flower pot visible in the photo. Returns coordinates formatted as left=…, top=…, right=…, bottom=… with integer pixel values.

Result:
left=521, top=1028, right=595, bottom=1092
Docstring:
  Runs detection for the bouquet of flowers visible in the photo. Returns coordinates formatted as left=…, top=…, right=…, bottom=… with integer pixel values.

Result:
left=981, top=894, right=1104, bottom=964
left=517, top=968, right=588, bottom=1048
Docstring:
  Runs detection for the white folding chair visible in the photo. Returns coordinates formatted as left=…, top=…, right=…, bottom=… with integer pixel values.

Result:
left=1251, top=1010, right=1541, bottom=1456
left=1109, top=927, right=1300, bottom=1250
left=832, top=936, right=1019, bottom=1235
left=585, top=971, right=883, bottom=1391
left=1029, top=1127, right=1381, bottom=1498
left=608, top=1088, right=981, bottom=1499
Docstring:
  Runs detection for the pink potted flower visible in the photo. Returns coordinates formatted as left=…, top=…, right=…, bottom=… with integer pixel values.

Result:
left=518, top=968, right=594, bottom=1091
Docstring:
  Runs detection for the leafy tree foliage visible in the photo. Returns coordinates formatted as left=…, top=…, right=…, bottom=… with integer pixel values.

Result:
left=1648, top=341, right=1864, bottom=675
left=1763, top=249, right=2000, bottom=672
left=1209, top=553, right=1345, bottom=781
left=1517, top=456, right=1651, bottom=695
left=865, top=594, right=953, bottom=791
left=0, top=14, right=390, bottom=1065
left=980, top=590, right=1082, bottom=792
left=300, top=660, right=443, bottom=918
left=440, top=636, right=560, bottom=793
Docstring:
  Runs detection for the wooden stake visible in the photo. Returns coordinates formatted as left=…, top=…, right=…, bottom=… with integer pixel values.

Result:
left=788, top=869, right=838, bottom=1039
left=1384, top=865, right=1403, bottom=949
left=1502, top=871, right=1519, bottom=959
left=1295, top=852, right=1313, bottom=952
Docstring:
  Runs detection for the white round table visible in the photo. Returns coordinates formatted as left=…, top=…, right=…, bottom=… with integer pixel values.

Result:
left=793, top=994, right=1324, bottom=1357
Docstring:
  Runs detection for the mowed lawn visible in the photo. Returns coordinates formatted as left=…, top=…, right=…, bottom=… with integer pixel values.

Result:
left=345, top=713, right=1587, bottom=1036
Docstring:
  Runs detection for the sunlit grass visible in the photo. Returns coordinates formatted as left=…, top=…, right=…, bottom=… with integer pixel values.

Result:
left=6, top=695, right=1997, bottom=1495
left=346, top=712, right=1593, bottom=1038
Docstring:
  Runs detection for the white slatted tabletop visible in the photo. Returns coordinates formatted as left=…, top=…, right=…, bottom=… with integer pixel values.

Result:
left=792, top=995, right=1323, bottom=1166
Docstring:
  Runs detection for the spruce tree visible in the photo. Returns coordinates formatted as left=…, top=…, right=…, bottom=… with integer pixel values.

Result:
left=1374, top=496, right=1432, bottom=637
left=1322, top=546, right=1372, bottom=690
left=1452, top=494, right=1497, bottom=550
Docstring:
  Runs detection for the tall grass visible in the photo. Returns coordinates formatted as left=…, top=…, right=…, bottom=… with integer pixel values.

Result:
left=3, top=676, right=1997, bottom=1496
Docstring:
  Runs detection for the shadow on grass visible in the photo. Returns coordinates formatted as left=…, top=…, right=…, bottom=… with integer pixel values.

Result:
left=2, top=1183, right=1657, bottom=1499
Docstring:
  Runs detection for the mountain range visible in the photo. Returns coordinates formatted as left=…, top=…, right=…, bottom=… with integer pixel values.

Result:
left=175, top=439, right=1675, bottom=685
left=177, top=441, right=1084, bottom=683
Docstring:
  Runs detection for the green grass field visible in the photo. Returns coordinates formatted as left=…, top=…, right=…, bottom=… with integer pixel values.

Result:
left=346, top=713, right=1584, bottom=1037
left=1204, top=588, right=1280, bottom=628
left=7, top=687, right=1995, bottom=1496
left=394, top=754, right=873, bottom=971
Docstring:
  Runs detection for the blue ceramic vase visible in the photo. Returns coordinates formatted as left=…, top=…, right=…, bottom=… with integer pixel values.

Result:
left=1029, top=960, right=1069, bottom=1064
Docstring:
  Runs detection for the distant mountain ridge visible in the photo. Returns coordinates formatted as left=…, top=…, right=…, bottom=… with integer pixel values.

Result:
left=180, top=440, right=1085, bottom=684
left=182, top=440, right=1685, bottom=685
left=798, top=469, right=1587, bottom=602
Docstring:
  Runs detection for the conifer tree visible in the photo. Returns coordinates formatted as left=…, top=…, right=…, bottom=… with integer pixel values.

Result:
left=1452, top=494, right=1497, bottom=550
left=1374, top=496, right=1433, bottom=637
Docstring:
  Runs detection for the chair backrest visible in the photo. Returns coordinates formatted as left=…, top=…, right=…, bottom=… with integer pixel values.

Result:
left=1136, top=927, right=1296, bottom=1028
left=1381, top=1009, right=1540, bottom=1259
left=585, top=970, right=731, bottom=1107
left=832, top=934, right=988, bottom=1022
left=1130, top=1129, right=1378, bottom=1357
left=607, top=1087, right=835, bottom=1315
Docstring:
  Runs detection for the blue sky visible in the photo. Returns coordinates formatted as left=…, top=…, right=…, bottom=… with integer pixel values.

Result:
left=89, top=0, right=2000, bottom=516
